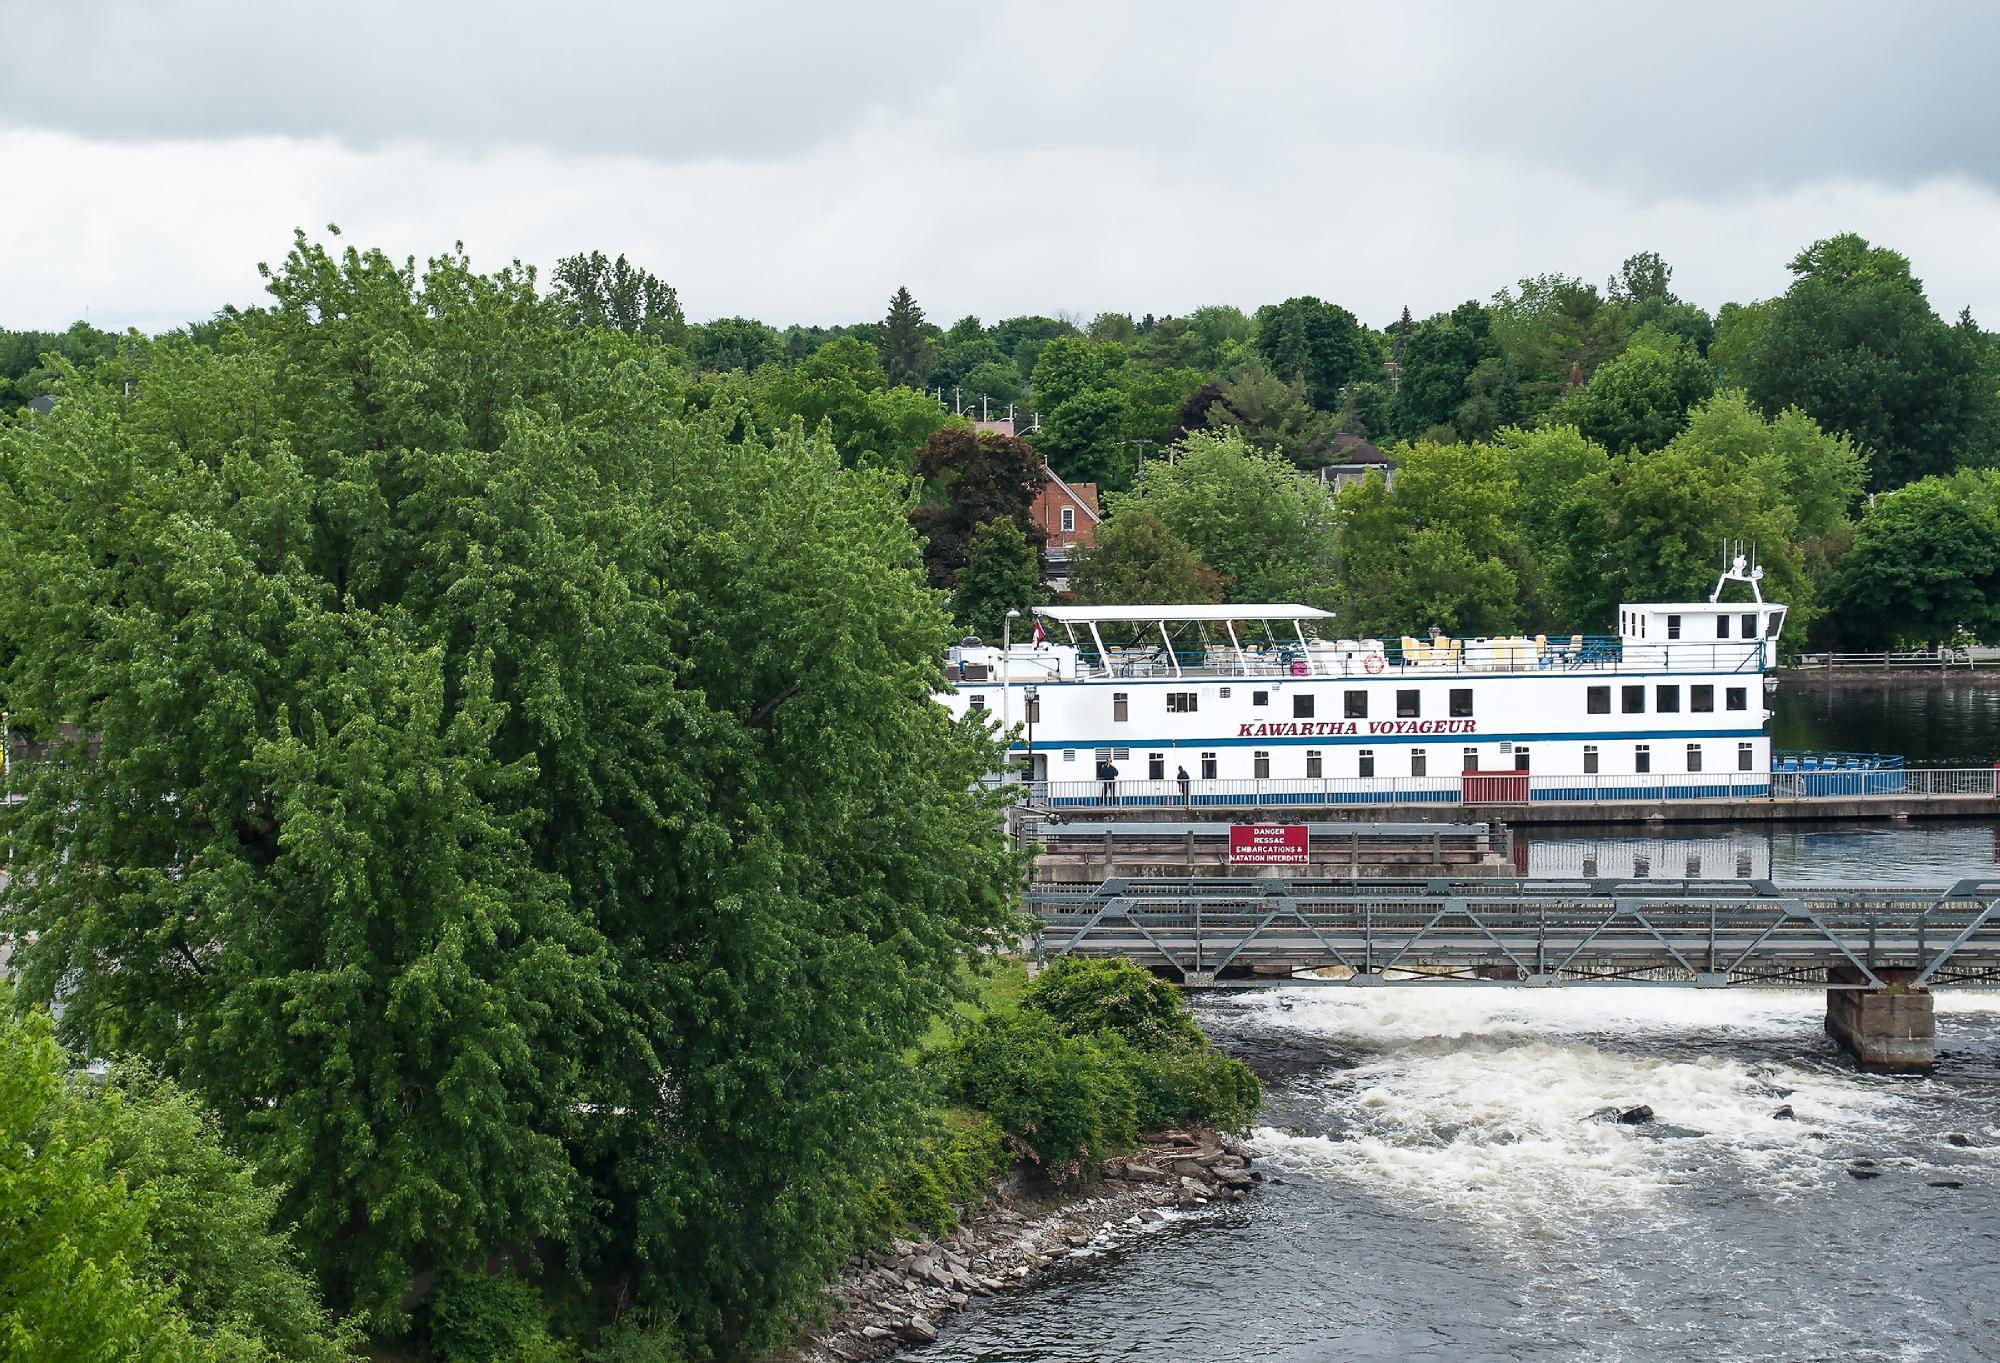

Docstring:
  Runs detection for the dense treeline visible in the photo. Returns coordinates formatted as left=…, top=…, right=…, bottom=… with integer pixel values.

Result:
left=9, top=235, right=1996, bottom=644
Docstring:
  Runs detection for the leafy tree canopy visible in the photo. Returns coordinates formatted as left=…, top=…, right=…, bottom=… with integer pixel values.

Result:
left=1250, top=296, right=1383, bottom=411
left=549, top=251, right=684, bottom=342
left=0, top=231, right=1021, bottom=1357
left=1113, top=429, right=1335, bottom=606
left=1068, top=508, right=1222, bottom=606
left=953, top=518, right=1046, bottom=640
left=1549, top=325, right=1714, bottom=454
left=1828, top=471, right=2000, bottom=645
left=908, top=425, right=1047, bottom=588
left=1732, top=233, right=1999, bottom=487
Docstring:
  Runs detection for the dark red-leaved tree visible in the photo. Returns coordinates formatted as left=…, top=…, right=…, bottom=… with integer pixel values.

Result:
left=909, top=427, right=1047, bottom=588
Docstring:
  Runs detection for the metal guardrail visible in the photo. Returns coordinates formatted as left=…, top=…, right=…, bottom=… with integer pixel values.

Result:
left=1028, top=876, right=2000, bottom=989
left=1786, top=648, right=2000, bottom=670
left=1064, top=637, right=1768, bottom=681
left=1016, top=768, right=1999, bottom=810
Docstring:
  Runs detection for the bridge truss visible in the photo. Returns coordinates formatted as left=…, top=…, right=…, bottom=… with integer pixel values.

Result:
left=1026, top=877, right=2000, bottom=989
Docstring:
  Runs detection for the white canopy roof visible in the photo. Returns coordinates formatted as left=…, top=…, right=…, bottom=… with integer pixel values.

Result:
left=1034, top=604, right=1333, bottom=623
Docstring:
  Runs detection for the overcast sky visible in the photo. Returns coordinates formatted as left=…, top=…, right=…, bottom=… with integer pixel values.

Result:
left=5, top=0, right=2000, bottom=334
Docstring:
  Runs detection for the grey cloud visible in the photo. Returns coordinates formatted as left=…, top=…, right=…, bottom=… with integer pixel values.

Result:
left=5, top=0, right=1999, bottom=193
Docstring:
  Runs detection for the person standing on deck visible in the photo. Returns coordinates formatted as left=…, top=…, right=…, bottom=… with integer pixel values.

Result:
left=1177, top=764, right=1191, bottom=805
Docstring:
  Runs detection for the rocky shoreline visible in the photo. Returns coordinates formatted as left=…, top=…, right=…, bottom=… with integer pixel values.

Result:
left=789, top=1128, right=1260, bottom=1362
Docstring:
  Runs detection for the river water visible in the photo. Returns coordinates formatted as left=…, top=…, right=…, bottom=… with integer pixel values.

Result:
left=900, top=683, right=2000, bottom=1363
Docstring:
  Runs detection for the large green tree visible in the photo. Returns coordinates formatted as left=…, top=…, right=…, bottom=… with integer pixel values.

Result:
left=756, top=336, right=951, bottom=471
left=1730, top=233, right=1999, bottom=488
left=1549, top=327, right=1714, bottom=454
left=1827, top=471, right=2000, bottom=645
left=1068, top=509, right=1222, bottom=605
left=1029, top=337, right=1132, bottom=488
left=0, top=233, right=1020, bottom=1356
left=1112, top=429, right=1335, bottom=605
left=953, top=518, right=1046, bottom=639
left=1330, top=441, right=1527, bottom=637
left=549, top=251, right=685, bottom=342
left=1250, top=296, right=1382, bottom=410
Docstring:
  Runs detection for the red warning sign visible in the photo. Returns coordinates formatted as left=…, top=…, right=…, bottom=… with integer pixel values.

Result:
left=1228, top=823, right=1310, bottom=865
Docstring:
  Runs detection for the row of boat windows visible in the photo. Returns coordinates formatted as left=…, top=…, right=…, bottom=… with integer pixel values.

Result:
left=1623, top=611, right=1778, bottom=640
left=963, top=685, right=1745, bottom=722
left=1073, top=742, right=1759, bottom=778
left=1132, top=688, right=1475, bottom=721
left=1588, top=684, right=1747, bottom=714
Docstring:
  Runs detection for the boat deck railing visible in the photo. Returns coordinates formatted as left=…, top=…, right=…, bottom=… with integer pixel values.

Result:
left=1065, top=636, right=1767, bottom=681
left=1003, top=766, right=1999, bottom=810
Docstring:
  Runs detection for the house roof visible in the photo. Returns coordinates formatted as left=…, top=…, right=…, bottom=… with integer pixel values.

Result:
left=1039, top=464, right=1101, bottom=522
left=1327, top=433, right=1389, bottom=465
left=25, top=395, right=56, bottom=415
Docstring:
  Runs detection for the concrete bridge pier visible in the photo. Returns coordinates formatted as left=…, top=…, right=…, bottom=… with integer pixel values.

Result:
left=1825, top=965, right=1934, bottom=1073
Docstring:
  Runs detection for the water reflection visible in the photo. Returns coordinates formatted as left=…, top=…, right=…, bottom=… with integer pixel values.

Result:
left=1772, top=679, right=2000, bottom=764
left=1521, top=820, right=2000, bottom=885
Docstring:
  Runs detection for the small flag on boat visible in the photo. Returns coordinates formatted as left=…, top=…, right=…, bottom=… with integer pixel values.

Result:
left=1032, top=618, right=1047, bottom=647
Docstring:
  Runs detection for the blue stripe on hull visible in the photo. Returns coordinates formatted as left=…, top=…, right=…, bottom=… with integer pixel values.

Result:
left=1047, top=784, right=1779, bottom=810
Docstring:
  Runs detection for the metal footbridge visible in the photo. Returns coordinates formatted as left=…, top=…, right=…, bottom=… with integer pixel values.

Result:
left=1028, top=876, right=2000, bottom=989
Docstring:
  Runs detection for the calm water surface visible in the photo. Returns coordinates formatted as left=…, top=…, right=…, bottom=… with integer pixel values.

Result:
left=1771, top=678, right=2000, bottom=764
left=900, top=686, right=2000, bottom=1363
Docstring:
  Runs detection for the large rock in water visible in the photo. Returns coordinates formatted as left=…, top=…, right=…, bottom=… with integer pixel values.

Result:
left=1615, top=1105, right=1655, bottom=1125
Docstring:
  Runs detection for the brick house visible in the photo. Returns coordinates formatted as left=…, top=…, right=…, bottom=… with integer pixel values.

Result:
left=1030, top=465, right=1100, bottom=594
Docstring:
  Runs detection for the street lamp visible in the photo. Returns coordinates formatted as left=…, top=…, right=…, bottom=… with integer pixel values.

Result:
left=1023, top=684, right=1040, bottom=798
left=1002, top=608, right=1021, bottom=764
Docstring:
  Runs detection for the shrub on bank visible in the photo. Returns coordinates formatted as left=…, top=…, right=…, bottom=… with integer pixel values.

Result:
left=1022, top=956, right=1206, bottom=1052
left=945, top=1009, right=1141, bottom=1182
left=862, top=1109, right=1010, bottom=1238
left=423, top=1267, right=571, bottom=1363
left=941, top=958, right=1262, bottom=1184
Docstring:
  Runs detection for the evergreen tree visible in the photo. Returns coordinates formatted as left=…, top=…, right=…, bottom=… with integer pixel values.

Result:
left=878, top=286, right=933, bottom=387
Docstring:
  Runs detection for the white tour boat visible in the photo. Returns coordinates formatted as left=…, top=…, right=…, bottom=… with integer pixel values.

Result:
left=939, top=555, right=1832, bottom=808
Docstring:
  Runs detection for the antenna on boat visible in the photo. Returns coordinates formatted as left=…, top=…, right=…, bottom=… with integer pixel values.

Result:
left=1710, top=539, right=1765, bottom=604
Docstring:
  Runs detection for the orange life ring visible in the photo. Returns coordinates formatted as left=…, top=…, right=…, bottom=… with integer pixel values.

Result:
left=1363, top=652, right=1387, bottom=675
